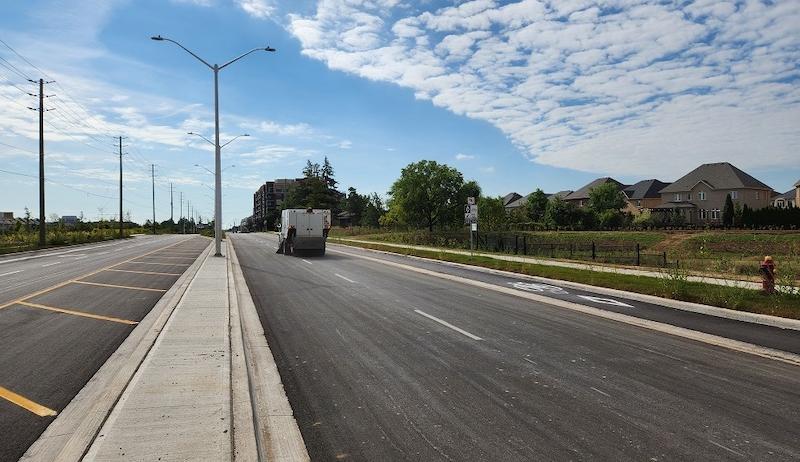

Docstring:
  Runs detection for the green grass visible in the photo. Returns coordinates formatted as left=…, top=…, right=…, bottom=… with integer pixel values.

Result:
left=330, top=238, right=800, bottom=320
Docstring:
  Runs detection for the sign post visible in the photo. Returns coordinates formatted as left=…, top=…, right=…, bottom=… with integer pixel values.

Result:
left=465, top=197, right=478, bottom=253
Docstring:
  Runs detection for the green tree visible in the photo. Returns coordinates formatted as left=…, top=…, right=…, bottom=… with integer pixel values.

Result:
left=544, top=197, right=577, bottom=229
left=477, top=196, right=506, bottom=231
left=526, top=189, right=549, bottom=222
left=361, top=193, right=386, bottom=227
left=387, top=160, right=468, bottom=231
left=722, top=194, right=734, bottom=227
left=588, top=182, right=627, bottom=214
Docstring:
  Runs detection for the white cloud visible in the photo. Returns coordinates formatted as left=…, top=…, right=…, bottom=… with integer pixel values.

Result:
left=238, top=144, right=315, bottom=165
left=480, top=166, right=496, bottom=174
left=455, top=153, right=475, bottom=160
left=235, top=0, right=275, bottom=19
left=251, top=120, right=313, bottom=136
left=285, top=0, right=800, bottom=178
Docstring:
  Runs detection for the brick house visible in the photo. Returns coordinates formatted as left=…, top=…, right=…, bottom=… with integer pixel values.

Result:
left=654, top=162, right=773, bottom=224
left=564, top=178, right=667, bottom=214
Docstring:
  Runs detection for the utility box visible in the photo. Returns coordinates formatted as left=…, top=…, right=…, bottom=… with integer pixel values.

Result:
left=278, top=208, right=331, bottom=256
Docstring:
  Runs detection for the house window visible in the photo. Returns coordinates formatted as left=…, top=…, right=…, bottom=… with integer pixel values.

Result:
left=699, top=209, right=707, bottom=219
left=687, top=193, right=692, bottom=200
left=711, top=209, right=720, bottom=220
left=755, top=191, right=760, bottom=200
left=730, top=191, right=738, bottom=200
left=674, top=193, right=681, bottom=201
left=698, top=191, right=706, bottom=201
left=636, top=200, right=641, bottom=207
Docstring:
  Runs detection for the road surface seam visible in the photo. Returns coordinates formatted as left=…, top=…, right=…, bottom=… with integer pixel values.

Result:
left=331, top=248, right=800, bottom=366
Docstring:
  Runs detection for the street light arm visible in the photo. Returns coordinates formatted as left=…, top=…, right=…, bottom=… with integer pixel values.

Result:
left=220, top=134, right=249, bottom=148
left=219, top=47, right=275, bottom=70
left=188, top=132, right=215, bottom=146
left=153, top=36, right=214, bottom=70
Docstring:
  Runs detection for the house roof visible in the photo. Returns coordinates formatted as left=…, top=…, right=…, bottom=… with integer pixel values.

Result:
left=502, top=192, right=522, bottom=206
left=505, top=194, right=530, bottom=209
left=551, top=190, right=573, bottom=200
left=623, top=179, right=671, bottom=200
left=659, top=162, right=772, bottom=193
left=774, top=190, right=796, bottom=200
left=795, top=179, right=800, bottom=188
left=564, top=178, right=626, bottom=201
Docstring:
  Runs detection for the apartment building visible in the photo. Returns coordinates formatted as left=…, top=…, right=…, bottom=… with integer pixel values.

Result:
left=253, top=178, right=303, bottom=231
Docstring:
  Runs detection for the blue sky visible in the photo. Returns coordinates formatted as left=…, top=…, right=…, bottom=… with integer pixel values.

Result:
left=1, top=0, right=798, bottom=226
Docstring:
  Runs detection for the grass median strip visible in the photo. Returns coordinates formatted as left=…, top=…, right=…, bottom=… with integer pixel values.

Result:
left=0, top=385, right=57, bottom=417
left=331, top=239, right=800, bottom=320
left=18, top=301, right=138, bottom=325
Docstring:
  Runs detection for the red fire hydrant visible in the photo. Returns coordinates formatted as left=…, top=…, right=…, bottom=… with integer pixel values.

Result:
left=760, top=256, right=776, bottom=294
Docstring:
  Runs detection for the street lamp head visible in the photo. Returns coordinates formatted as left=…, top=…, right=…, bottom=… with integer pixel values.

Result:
left=264, top=47, right=276, bottom=52
left=243, top=134, right=250, bottom=137
left=187, top=132, right=196, bottom=135
left=150, top=35, right=165, bottom=41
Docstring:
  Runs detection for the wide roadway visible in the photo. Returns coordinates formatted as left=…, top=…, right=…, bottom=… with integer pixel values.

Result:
left=232, top=232, right=800, bottom=461
left=0, top=234, right=209, bottom=461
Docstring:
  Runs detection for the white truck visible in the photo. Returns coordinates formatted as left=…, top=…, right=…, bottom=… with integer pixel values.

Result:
left=277, top=208, right=331, bottom=256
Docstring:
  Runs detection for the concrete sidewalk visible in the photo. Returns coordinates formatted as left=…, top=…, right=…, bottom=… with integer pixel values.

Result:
left=76, top=241, right=308, bottom=461
left=83, top=245, right=232, bottom=461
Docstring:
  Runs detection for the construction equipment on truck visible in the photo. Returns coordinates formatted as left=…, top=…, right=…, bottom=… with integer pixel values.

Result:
left=277, top=208, right=331, bottom=256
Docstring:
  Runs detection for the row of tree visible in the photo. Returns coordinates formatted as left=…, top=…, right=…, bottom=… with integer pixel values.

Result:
left=266, top=158, right=798, bottom=232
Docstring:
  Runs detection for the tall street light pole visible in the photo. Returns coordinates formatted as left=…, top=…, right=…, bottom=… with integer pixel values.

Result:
left=151, top=35, right=274, bottom=257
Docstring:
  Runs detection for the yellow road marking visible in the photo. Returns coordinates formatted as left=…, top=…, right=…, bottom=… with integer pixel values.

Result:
left=0, top=385, right=57, bottom=417
left=126, top=261, right=191, bottom=266
left=105, top=269, right=182, bottom=276
left=0, top=237, right=199, bottom=312
left=18, top=301, right=138, bottom=325
left=71, top=280, right=167, bottom=292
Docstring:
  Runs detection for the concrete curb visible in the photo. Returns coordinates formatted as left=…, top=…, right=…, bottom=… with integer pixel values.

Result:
left=332, top=238, right=769, bottom=289
left=229, top=237, right=310, bottom=461
left=228, top=241, right=259, bottom=461
left=20, top=237, right=211, bottom=462
left=329, top=241, right=800, bottom=331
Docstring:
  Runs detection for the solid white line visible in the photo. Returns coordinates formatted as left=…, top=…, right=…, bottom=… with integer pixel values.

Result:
left=0, top=270, right=22, bottom=277
left=41, top=261, right=62, bottom=268
left=301, top=259, right=312, bottom=265
left=72, top=255, right=88, bottom=260
left=414, top=309, right=483, bottom=340
left=335, top=273, right=356, bottom=283
left=590, top=386, right=611, bottom=398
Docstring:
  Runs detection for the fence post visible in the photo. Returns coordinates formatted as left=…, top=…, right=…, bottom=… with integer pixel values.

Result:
left=514, top=235, right=519, bottom=255
left=592, top=241, right=596, bottom=260
left=570, top=243, right=573, bottom=258
left=551, top=243, right=555, bottom=258
left=636, top=243, right=640, bottom=266
left=523, top=235, right=527, bottom=255
left=663, top=251, right=667, bottom=266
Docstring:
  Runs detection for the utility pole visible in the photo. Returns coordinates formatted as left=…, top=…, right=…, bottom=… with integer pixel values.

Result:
left=180, top=191, right=184, bottom=234
left=118, top=136, right=125, bottom=239
left=151, top=164, right=156, bottom=235
left=28, top=78, right=53, bottom=247
left=170, top=182, right=174, bottom=222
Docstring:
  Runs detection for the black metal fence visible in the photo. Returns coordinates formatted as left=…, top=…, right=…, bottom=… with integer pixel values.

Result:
left=476, top=233, right=668, bottom=267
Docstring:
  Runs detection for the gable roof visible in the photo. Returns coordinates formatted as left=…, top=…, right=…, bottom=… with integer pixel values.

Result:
left=774, top=190, right=796, bottom=201
left=795, top=179, right=800, bottom=188
left=502, top=192, right=522, bottom=206
left=624, top=179, right=671, bottom=200
left=564, top=177, right=626, bottom=201
left=505, top=194, right=530, bottom=209
left=551, top=190, right=573, bottom=200
left=659, top=162, right=772, bottom=193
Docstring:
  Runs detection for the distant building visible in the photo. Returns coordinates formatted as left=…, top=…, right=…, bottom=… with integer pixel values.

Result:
left=773, top=190, right=796, bottom=208
left=253, top=178, right=304, bottom=231
left=654, top=162, right=773, bottom=224
left=623, top=179, right=671, bottom=211
left=0, top=212, right=14, bottom=232
left=62, top=215, right=79, bottom=227
left=564, top=178, right=628, bottom=209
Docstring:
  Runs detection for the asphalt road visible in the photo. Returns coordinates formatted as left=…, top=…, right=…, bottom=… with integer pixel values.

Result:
left=0, top=234, right=209, bottom=462
left=232, top=232, right=800, bottom=461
